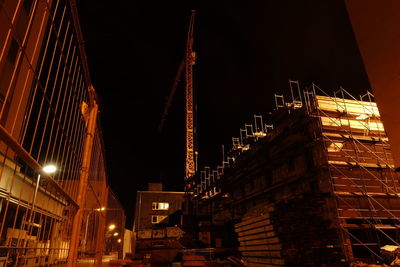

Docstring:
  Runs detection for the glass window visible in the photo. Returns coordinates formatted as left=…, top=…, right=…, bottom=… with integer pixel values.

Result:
left=151, top=215, right=167, bottom=224
left=15, top=0, right=34, bottom=42
left=152, top=202, right=169, bottom=210
left=0, top=38, right=19, bottom=99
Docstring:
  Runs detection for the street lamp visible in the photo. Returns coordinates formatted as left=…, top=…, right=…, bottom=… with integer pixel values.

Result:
left=83, top=207, right=106, bottom=252
left=33, top=164, right=57, bottom=205
left=42, top=164, right=57, bottom=174
left=106, top=224, right=117, bottom=253
left=29, top=164, right=57, bottom=228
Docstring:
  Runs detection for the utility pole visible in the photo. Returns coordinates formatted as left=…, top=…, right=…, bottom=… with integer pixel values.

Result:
left=68, top=86, right=98, bottom=267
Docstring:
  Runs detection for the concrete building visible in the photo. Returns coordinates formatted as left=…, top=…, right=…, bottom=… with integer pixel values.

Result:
left=134, top=183, right=185, bottom=232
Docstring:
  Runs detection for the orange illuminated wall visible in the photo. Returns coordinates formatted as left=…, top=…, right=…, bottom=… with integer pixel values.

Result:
left=345, top=0, right=400, bottom=168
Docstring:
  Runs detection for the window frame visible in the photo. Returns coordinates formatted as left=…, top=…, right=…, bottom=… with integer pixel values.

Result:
left=152, top=202, right=169, bottom=210
left=151, top=215, right=168, bottom=224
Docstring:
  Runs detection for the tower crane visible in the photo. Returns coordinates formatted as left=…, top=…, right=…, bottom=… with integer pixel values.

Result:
left=185, top=10, right=196, bottom=181
left=158, top=11, right=197, bottom=188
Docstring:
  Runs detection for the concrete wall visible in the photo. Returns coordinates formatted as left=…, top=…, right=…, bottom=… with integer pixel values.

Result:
left=345, top=0, right=400, bottom=168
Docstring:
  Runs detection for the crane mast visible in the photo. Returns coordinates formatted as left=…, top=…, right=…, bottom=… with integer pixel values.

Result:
left=185, top=11, right=196, bottom=181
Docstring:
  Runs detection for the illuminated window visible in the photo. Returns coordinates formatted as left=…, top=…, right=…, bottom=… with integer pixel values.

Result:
left=151, top=215, right=168, bottom=224
left=152, top=202, right=169, bottom=210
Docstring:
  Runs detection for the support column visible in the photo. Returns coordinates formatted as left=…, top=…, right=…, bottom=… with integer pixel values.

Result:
left=68, top=87, right=98, bottom=267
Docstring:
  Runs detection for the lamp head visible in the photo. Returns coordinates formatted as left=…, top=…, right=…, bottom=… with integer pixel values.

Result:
left=43, top=164, right=57, bottom=174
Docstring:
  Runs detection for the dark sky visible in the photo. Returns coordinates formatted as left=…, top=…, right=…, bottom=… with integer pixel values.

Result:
left=76, top=0, right=370, bottom=228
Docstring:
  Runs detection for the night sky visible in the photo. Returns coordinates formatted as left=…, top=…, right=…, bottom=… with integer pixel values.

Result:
left=76, top=0, right=370, bottom=228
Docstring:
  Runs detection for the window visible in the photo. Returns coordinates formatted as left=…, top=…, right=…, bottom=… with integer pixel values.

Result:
left=15, top=0, right=34, bottom=42
left=152, top=202, right=169, bottom=210
left=0, top=38, right=19, bottom=100
left=0, top=38, right=19, bottom=124
left=151, top=215, right=167, bottom=224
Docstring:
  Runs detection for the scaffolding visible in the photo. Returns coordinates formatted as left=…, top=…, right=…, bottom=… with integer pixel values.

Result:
left=194, top=80, right=400, bottom=263
left=193, top=114, right=272, bottom=199
left=273, top=81, right=400, bottom=261
left=297, top=83, right=400, bottom=262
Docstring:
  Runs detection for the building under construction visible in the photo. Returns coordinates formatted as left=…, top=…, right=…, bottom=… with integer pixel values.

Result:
left=192, top=82, right=400, bottom=266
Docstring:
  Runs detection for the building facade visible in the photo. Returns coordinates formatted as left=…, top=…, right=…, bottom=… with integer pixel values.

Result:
left=134, top=183, right=185, bottom=232
left=0, top=0, right=122, bottom=266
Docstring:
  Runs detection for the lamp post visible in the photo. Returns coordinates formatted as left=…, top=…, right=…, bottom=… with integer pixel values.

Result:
left=105, top=224, right=117, bottom=253
left=34, top=165, right=57, bottom=205
left=83, top=207, right=106, bottom=252
left=29, top=164, right=57, bottom=227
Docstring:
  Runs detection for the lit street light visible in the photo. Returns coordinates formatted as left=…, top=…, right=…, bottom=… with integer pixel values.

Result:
left=42, top=164, right=57, bottom=174
left=83, top=207, right=106, bottom=252
left=33, top=164, right=57, bottom=204
left=106, top=224, right=120, bottom=253
left=29, top=164, right=57, bottom=227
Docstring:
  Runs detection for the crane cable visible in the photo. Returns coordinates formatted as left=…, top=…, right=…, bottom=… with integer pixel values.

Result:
left=157, top=58, right=185, bottom=132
